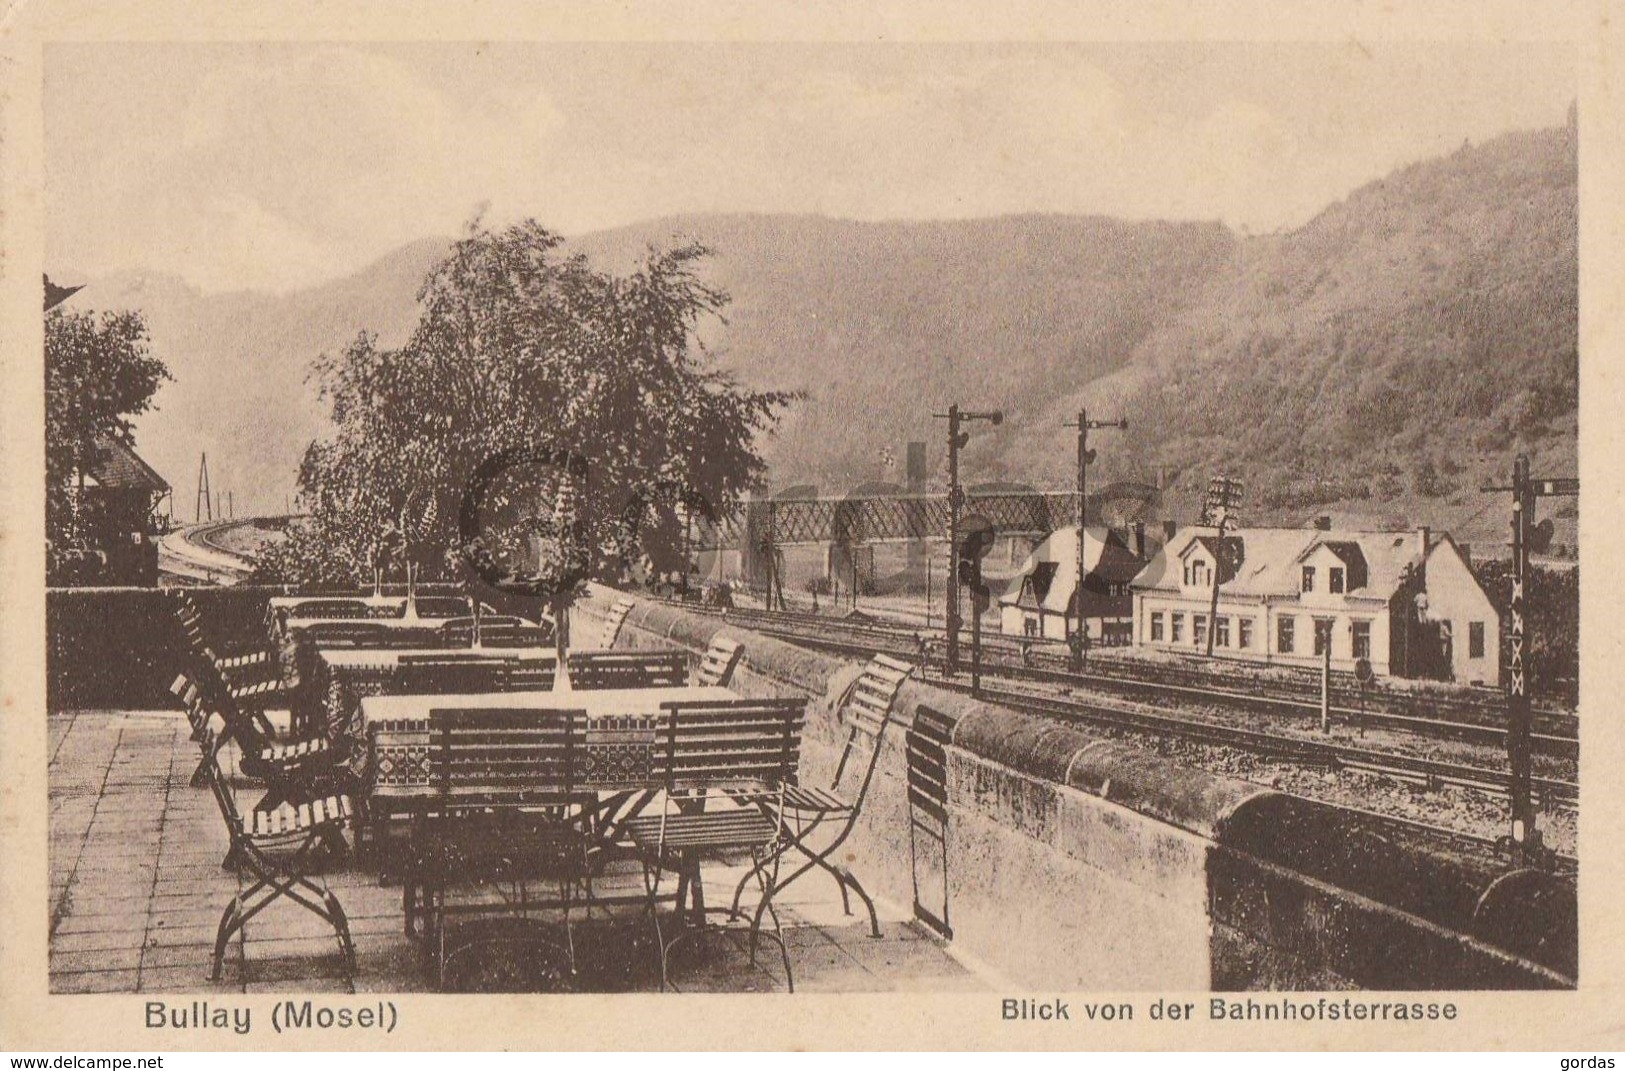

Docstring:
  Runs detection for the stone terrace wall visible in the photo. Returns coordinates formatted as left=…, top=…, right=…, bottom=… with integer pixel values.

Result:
left=575, top=585, right=1574, bottom=991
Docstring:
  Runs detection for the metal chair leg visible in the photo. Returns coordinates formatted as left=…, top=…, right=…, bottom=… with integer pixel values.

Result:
left=837, top=865, right=881, bottom=938
left=211, top=897, right=243, bottom=981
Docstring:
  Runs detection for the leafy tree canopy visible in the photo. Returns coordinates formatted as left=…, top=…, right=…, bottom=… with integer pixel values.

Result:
left=258, top=218, right=795, bottom=591
left=45, top=307, right=170, bottom=545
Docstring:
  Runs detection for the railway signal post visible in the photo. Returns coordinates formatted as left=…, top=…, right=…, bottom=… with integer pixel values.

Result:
left=1482, top=455, right=1577, bottom=868
left=1201, top=476, right=1245, bottom=658
left=934, top=404, right=1002, bottom=676
left=958, top=516, right=996, bottom=695
left=1064, top=411, right=1126, bottom=672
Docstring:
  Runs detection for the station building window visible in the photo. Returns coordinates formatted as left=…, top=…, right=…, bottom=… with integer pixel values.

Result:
left=1469, top=621, right=1485, bottom=659
left=1352, top=619, right=1371, bottom=659
left=1238, top=619, right=1253, bottom=649
left=1313, top=618, right=1334, bottom=656
left=1193, top=614, right=1208, bottom=647
left=1278, top=616, right=1295, bottom=653
left=1301, top=566, right=1315, bottom=593
left=1150, top=612, right=1164, bottom=642
left=1330, top=567, right=1345, bottom=594
left=1171, top=613, right=1185, bottom=643
left=1215, top=616, right=1230, bottom=648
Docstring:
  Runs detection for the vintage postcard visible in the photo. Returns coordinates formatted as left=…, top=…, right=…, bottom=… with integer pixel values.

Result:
left=1, top=0, right=1621, bottom=1053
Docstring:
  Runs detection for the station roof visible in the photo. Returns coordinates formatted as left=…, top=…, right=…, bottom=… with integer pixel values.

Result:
left=999, top=526, right=1145, bottom=614
left=83, top=435, right=170, bottom=493
left=1133, top=526, right=1428, bottom=599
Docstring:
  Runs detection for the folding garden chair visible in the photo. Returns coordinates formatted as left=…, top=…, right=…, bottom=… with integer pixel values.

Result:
left=693, top=636, right=745, bottom=688
left=597, top=597, right=636, bottom=650
left=627, top=696, right=807, bottom=992
left=171, top=668, right=345, bottom=815
left=173, top=598, right=278, bottom=676
left=728, top=654, right=914, bottom=946
left=171, top=598, right=285, bottom=705
left=197, top=725, right=357, bottom=982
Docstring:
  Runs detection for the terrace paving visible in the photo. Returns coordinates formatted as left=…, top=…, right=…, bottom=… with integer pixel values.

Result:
left=48, top=710, right=992, bottom=995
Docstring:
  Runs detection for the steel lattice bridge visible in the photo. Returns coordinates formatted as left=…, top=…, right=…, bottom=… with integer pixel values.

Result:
left=693, top=484, right=1163, bottom=550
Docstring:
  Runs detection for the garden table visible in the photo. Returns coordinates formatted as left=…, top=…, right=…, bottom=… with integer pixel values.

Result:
left=298, top=646, right=556, bottom=762
left=358, top=685, right=739, bottom=886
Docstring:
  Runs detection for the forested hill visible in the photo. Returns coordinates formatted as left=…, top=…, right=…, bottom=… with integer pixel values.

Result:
left=568, top=213, right=1238, bottom=489
left=91, top=120, right=1574, bottom=532
left=1026, top=120, right=1578, bottom=525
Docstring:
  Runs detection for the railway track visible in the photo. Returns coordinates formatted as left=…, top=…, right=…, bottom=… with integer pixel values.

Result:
left=1328, top=801, right=1578, bottom=876
left=189, top=518, right=258, bottom=558
left=690, top=602, right=1579, bottom=757
left=159, top=519, right=259, bottom=584
left=928, top=675, right=1577, bottom=812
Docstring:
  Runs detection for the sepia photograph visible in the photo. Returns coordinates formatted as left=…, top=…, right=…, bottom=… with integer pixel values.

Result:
left=1, top=0, right=1617, bottom=1055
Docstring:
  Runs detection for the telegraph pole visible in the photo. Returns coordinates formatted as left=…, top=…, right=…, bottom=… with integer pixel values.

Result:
left=934, top=404, right=1002, bottom=676
left=1482, top=455, right=1578, bottom=866
left=1201, top=476, right=1244, bottom=658
left=763, top=499, right=784, bottom=612
left=195, top=453, right=212, bottom=523
left=1064, top=410, right=1126, bottom=672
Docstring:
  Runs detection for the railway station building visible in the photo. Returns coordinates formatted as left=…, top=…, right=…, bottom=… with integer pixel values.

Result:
left=998, top=525, right=1149, bottom=645
left=47, top=434, right=170, bottom=587
left=1128, top=524, right=1500, bottom=685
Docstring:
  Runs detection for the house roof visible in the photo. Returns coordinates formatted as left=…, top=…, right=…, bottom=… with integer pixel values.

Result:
left=1132, top=526, right=1427, bottom=599
left=1182, top=535, right=1245, bottom=585
left=84, top=435, right=169, bottom=493
left=1302, top=539, right=1370, bottom=590
left=1010, top=561, right=1058, bottom=610
left=999, top=526, right=1145, bottom=614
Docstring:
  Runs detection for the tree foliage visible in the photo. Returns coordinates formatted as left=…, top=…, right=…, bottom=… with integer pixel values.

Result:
left=1471, top=560, right=1578, bottom=705
left=256, top=219, right=795, bottom=591
left=45, top=307, right=171, bottom=546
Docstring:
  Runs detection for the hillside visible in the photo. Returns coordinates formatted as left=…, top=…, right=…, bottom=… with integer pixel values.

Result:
left=77, top=238, right=449, bottom=517
left=69, top=120, right=1576, bottom=545
left=1028, top=122, right=1579, bottom=535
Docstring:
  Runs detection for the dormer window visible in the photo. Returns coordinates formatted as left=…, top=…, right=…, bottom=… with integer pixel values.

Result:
left=1301, top=566, right=1315, bottom=593
left=1190, top=560, right=1211, bottom=588
left=1329, top=567, right=1345, bottom=594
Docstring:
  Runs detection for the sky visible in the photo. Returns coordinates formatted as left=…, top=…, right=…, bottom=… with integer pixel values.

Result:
left=45, top=41, right=1575, bottom=294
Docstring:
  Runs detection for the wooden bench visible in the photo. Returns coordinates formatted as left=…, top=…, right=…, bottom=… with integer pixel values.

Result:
left=625, top=695, right=809, bottom=991
left=568, top=650, right=689, bottom=691
left=405, top=707, right=594, bottom=986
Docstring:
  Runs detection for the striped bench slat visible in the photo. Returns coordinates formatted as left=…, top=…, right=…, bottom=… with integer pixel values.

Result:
left=250, top=795, right=352, bottom=837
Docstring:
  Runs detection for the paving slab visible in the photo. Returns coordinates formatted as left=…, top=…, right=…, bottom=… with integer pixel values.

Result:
left=49, top=709, right=988, bottom=995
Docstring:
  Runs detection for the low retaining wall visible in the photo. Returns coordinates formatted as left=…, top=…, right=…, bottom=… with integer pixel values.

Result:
left=575, top=586, right=1574, bottom=991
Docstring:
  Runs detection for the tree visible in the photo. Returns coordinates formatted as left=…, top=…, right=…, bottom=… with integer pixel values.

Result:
left=258, top=218, right=796, bottom=599
left=1471, top=559, right=1579, bottom=706
left=45, top=308, right=170, bottom=546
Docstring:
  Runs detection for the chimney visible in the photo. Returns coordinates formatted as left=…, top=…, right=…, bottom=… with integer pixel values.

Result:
left=1314, top=515, right=1332, bottom=531
left=1457, top=542, right=1471, bottom=569
left=1130, top=521, right=1146, bottom=560
left=1416, top=525, right=1431, bottom=552
left=1162, top=519, right=1177, bottom=543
